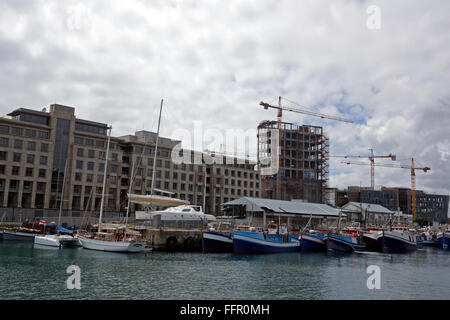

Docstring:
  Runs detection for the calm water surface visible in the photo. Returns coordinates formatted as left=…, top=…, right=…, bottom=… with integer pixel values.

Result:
left=0, top=241, right=448, bottom=300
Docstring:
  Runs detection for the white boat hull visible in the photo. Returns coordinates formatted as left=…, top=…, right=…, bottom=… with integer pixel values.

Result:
left=34, top=235, right=81, bottom=248
left=78, top=237, right=149, bottom=253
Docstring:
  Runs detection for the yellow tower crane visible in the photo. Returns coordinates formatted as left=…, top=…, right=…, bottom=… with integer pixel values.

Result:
left=259, top=96, right=354, bottom=200
left=330, top=149, right=396, bottom=189
left=341, top=158, right=431, bottom=221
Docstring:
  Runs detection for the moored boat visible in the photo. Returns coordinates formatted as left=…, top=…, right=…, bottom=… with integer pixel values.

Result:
left=377, top=228, right=418, bottom=252
left=78, top=233, right=148, bottom=253
left=300, top=231, right=327, bottom=251
left=203, top=231, right=233, bottom=253
left=3, top=229, right=39, bottom=241
left=436, top=231, right=450, bottom=249
left=233, top=230, right=300, bottom=254
left=325, top=233, right=366, bottom=253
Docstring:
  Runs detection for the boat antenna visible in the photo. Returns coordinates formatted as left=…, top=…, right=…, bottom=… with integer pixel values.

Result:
left=98, top=125, right=112, bottom=233
left=57, top=159, right=68, bottom=230
left=149, top=99, right=164, bottom=209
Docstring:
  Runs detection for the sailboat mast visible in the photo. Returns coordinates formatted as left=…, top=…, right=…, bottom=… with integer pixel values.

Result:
left=150, top=99, right=163, bottom=197
left=57, top=159, right=68, bottom=228
left=98, top=125, right=112, bottom=232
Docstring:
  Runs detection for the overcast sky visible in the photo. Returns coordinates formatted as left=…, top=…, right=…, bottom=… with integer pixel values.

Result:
left=0, top=0, right=449, bottom=202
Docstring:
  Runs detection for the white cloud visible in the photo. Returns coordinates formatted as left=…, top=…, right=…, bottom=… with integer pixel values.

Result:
left=0, top=0, right=449, bottom=199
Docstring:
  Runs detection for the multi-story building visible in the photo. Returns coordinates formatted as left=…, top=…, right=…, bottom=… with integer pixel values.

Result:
left=416, top=194, right=449, bottom=224
left=257, top=121, right=329, bottom=203
left=0, top=104, right=260, bottom=224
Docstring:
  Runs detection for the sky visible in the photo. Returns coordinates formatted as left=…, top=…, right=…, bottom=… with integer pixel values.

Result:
left=0, top=0, right=449, bottom=207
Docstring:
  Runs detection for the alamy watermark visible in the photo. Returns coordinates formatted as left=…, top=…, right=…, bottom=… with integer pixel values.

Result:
left=366, top=265, right=381, bottom=290
left=66, top=265, right=81, bottom=290
left=366, top=5, right=381, bottom=30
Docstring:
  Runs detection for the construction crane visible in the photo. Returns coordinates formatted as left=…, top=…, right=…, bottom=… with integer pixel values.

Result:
left=341, top=158, right=431, bottom=221
left=259, top=96, right=354, bottom=200
left=330, top=148, right=396, bottom=188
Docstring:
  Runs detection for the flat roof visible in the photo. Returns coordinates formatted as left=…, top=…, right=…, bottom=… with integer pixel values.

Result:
left=222, top=197, right=343, bottom=218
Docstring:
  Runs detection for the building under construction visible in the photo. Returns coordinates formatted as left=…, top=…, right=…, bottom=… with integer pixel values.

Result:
left=257, top=120, right=329, bottom=203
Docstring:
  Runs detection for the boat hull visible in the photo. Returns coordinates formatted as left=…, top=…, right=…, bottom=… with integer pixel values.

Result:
left=437, top=233, right=450, bottom=249
left=325, top=234, right=365, bottom=253
left=300, top=233, right=326, bottom=251
left=34, top=235, right=60, bottom=247
left=233, top=232, right=300, bottom=254
left=3, top=230, right=37, bottom=241
left=203, top=232, right=233, bottom=253
left=79, top=237, right=148, bottom=253
left=378, top=231, right=417, bottom=252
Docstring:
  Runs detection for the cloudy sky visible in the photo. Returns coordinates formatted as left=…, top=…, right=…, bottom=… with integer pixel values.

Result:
left=0, top=0, right=449, bottom=200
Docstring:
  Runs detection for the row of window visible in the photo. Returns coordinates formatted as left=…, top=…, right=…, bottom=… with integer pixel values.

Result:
left=0, top=179, right=46, bottom=192
left=0, top=165, right=46, bottom=178
left=0, top=151, right=48, bottom=165
left=74, top=136, right=108, bottom=148
left=0, top=137, right=49, bottom=152
left=0, top=125, right=49, bottom=139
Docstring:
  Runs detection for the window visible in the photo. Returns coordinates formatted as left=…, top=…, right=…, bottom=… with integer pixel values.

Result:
left=38, top=131, right=49, bottom=139
left=76, top=160, right=83, bottom=170
left=27, top=154, right=35, bottom=164
left=0, top=165, right=5, bottom=174
left=85, top=139, right=94, bottom=146
left=86, top=174, right=93, bottom=182
left=135, top=179, right=141, bottom=187
left=14, top=140, right=23, bottom=149
left=25, top=168, right=33, bottom=177
left=98, top=163, right=105, bottom=172
left=164, top=171, right=169, bottom=179
left=40, top=156, right=47, bottom=165
left=0, top=125, right=9, bottom=133
left=112, top=153, right=118, bottom=161
left=147, top=158, right=153, bottom=166
left=13, top=153, right=21, bottom=162
left=11, top=127, right=23, bottom=135
left=40, top=143, right=48, bottom=153
left=0, top=151, right=7, bottom=161
left=136, top=168, right=142, bottom=176
left=75, top=172, right=82, bottom=181
left=77, top=148, right=84, bottom=157
left=75, top=137, right=84, bottom=145
left=25, top=129, right=36, bottom=138
left=88, top=150, right=95, bottom=158
left=111, top=164, right=117, bottom=173
left=96, top=140, right=105, bottom=148
left=12, top=166, right=20, bottom=175
left=97, top=175, right=103, bottom=183
left=87, top=162, right=94, bottom=171
left=0, top=137, right=8, bottom=147
left=99, top=151, right=106, bottom=160
left=173, top=172, right=178, bottom=179
left=35, top=168, right=45, bottom=178
left=110, top=176, right=117, bottom=184
left=27, top=141, right=36, bottom=151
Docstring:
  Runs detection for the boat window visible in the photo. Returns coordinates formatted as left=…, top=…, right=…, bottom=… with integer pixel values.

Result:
left=182, top=208, right=191, bottom=212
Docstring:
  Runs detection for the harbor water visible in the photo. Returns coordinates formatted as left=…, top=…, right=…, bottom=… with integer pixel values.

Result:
left=0, top=241, right=448, bottom=300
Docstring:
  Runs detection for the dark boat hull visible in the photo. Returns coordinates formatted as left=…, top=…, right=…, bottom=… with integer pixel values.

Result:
left=203, top=232, right=233, bottom=253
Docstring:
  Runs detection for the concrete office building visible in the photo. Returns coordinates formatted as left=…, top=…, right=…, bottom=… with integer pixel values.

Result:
left=0, top=104, right=260, bottom=225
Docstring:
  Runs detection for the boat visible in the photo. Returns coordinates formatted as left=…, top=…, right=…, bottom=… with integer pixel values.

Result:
left=203, top=220, right=234, bottom=253
left=34, top=227, right=81, bottom=248
left=77, top=126, right=150, bottom=253
left=300, top=231, right=327, bottom=251
left=233, top=230, right=300, bottom=254
left=325, top=230, right=367, bottom=253
left=362, top=227, right=383, bottom=251
left=3, top=228, right=39, bottom=241
left=377, top=227, right=418, bottom=252
left=418, top=230, right=438, bottom=247
left=149, top=205, right=216, bottom=228
left=203, top=231, right=233, bottom=253
left=436, top=231, right=450, bottom=249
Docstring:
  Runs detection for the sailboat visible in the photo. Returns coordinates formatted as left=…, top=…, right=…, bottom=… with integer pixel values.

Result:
left=76, top=122, right=150, bottom=253
left=35, top=160, right=80, bottom=248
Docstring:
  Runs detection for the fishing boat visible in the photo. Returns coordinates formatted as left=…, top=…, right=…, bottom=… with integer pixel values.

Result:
left=418, top=230, right=438, bottom=247
left=233, top=229, right=300, bottom=254
left=362, top=227, right=383, bottom=251
left=203, top=231, right=233, bottom=253
left=377, top=227, right=418, bottom=252
left=436, top=231, right=450, bottom=249
left=300, top=231, right=327, bottom=251
left=325, top=229, right=367, bottom=253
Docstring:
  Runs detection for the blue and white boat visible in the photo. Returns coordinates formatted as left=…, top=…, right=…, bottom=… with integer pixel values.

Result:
left=377, top=229, right=417, bottom=252
left=300, top=232, right=327, bottom=251
left=436, top=231, right=450, bottom=249
left=233, top=230, right=300, bottom=254
left=325, top=233, right=366, bottom=253
left=203, top=231, right=233, bottom=253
